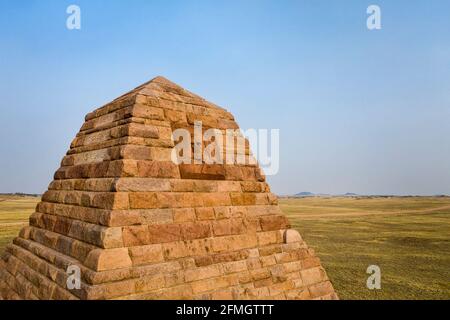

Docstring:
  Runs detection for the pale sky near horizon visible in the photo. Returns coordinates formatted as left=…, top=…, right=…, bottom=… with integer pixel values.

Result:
left=0, top=0, right=449, bottom=196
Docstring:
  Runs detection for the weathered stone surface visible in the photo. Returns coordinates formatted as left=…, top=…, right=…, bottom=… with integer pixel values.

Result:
left=0, top=76, right=336, bottom=301
left=84, top=248, right=132, bottom=271
left=284, top=229, right=303, bottom=243
left=129, top=244, right=164, bottom=266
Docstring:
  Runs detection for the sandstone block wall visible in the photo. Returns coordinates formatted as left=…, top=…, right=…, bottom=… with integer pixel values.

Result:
left=0, top=76, right=337, bottom=300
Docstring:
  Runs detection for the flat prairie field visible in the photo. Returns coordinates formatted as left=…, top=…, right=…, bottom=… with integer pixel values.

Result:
left=0, top=195, right=39, bottom=255
left=0, top=195, right=449, bottom=300
left=280, top=196, right=450, bottom=300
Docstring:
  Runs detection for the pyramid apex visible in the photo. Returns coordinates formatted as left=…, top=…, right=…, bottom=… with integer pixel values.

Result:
left=147, top=75, right=178, bottom=87
left=136, top=75, right=189, bottom=94
left=150, top=75, right=170, bottom=82
left=88, top=75, right=231, bottom=122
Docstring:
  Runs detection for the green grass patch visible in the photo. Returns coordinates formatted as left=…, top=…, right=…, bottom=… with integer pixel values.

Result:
left=281, top=197, right=450, bottom=300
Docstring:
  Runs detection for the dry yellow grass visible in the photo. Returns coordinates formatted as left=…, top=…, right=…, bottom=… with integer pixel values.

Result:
left=280, top=196, right=450, bottom=300
left=0, top=195, right=39, bottom=255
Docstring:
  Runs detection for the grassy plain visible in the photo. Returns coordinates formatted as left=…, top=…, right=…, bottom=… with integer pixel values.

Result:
left=280, top=196, right=450, bottom=300
left=0, top=195, right=39, bottom=255
left=0, top=195, right=448, bottom=299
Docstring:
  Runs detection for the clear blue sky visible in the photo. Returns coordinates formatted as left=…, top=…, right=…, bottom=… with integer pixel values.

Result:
left=1, top=0, right=449, bottom=195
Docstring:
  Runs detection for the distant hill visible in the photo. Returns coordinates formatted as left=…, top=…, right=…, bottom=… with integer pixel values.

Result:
left=0, top=192, right=40, bottom=197
left=293, top=192, right=358, bottom=198
left=294, top=192, right=315, bottom=197
left=288, top=192, right=449, bottom=198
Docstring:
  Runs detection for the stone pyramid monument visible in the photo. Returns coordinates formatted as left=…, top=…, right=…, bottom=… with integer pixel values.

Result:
left=0, top=76, right=337, bottom=300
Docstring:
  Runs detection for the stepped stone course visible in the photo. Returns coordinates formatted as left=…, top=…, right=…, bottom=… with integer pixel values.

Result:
left=0, top=76, right=337, bottom=300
